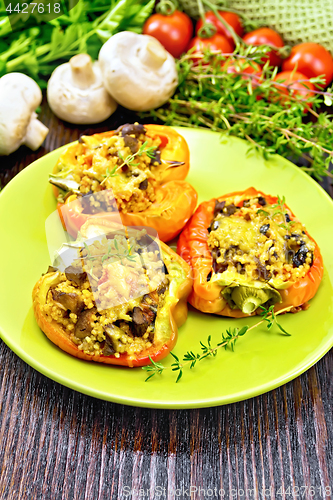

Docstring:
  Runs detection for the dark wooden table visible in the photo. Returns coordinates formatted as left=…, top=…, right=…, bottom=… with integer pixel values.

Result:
left=0, top=101, right=332, bottom=500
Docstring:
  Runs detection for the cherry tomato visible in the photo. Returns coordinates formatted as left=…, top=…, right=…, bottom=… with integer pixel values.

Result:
left=195, top=11, right=243, bottom=48
left=273, top=71, right=315, bottom=111
left=282, top=43, right=333, bottom=87
left=187, top=34, right=233, bottom=55
left=143, top=11, right=193, bottom=59
left=222, top=58, right=262, bottom=84
left=242, top=28, right=284, bottom=67
left=274, top=71, right=314, bottom=98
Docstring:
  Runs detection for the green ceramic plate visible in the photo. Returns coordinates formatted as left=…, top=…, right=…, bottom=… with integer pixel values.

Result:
left=0, top=128, right=332, bottom=409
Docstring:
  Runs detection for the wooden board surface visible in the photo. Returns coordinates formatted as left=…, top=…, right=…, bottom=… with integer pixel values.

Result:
left=0, top=101, right=332, bottom=499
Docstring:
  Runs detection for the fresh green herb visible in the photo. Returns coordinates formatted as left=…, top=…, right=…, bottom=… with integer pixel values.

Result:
left=271, top=194, right=287, bottom=228
left=102, top=165, right=118, bottom=180
left=270, top=194, right=296, bottom=231
left=100, top=141, right=157, bottom=185
left=256, top=209, right=269, bottom=216
left=0, top=0, right=154, bottom=83
left=142, top=305, right=292, bottom=382
left=83, top=238, right=137, bottom=266
left=259, top=305, right=291, bottom=336
left=144, top=44, right=333, bottom=180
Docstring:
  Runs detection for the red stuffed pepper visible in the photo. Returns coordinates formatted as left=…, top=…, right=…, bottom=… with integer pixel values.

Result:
left=50, top=123, right=197, bottom=242
left=177, top=187, right=323, bottom=317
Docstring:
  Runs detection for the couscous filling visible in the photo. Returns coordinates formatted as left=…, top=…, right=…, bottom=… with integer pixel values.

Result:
left=51, top=123, right=165, bottom=214
left=42, top=230, right=170, bottom=357
left=207, top=193, right=315, bottom=312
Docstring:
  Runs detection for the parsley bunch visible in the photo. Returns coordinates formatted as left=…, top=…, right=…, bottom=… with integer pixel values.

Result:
left=0, top=0, right=154, bottom=86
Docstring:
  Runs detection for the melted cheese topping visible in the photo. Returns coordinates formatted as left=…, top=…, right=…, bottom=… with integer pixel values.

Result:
left=208, top=194, right=315, bottom=287
left=56, top=128, right=162, bottom=213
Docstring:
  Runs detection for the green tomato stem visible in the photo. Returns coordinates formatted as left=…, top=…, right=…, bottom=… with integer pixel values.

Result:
left=202, top=0, right=241, bottom=46
left=156, top=0, right=177, bottom=16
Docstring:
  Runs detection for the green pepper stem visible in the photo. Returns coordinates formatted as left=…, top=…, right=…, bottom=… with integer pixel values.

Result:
left=230, top=285, right=279, bottom=314
left=241, top=297, right=262, bottom=314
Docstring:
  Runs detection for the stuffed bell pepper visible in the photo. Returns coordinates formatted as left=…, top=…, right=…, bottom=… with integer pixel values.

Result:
left=177, top=187, right=323, bottom=317
left=33, top=220, right=192, bottom=367
left=50, top=123, right=197, bottom=242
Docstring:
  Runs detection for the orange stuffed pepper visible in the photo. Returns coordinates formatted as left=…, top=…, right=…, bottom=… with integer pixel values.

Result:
left=50, top=123, right=197, bottom=242
left=33, top=221, right=192, bottom=367
left=177, top=187, right=323, bottom=317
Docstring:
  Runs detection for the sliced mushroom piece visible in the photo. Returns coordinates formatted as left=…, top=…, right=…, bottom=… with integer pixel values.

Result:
left=213, top=261, right=228, bottom=274
left=104, top=323, right=124, bottom=339
left=139, top=179, right=148, bottom=190
left=102, top=336, right=116, bottom=356
left=44, top=265, right=59, bottom=275
left=142, top=290, right=159, bottom=309
left=224, top=203, right=239, bottom=216
left=214, top=200, right=226, bottom=215
left=132, top=305, right=156, bottom=337
left=49, top=175, right=81, bottom=194
left=64, top=265, right=87, bottom=286
left=138, top=234, right=155, bottom=249
left=52, top=289, right=84, bottom=315
left=116, top=123, right=146, bottom=137
left=74, top=307, right=97, bottom=339
left=123, top=135, right=139, bottom=154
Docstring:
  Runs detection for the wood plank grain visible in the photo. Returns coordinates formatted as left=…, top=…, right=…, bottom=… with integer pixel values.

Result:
left=0, top=342, right=332, bottom=498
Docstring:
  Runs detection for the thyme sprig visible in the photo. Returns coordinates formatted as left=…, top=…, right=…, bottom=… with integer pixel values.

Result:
left=82, top=239, right=136, bottom=267
left=257, top=195, right=297, bottom=236
left=100, top=142, right=157, bottom=186
left=270, top=195, right=297, bottom=232
left=144, top=45, right=333, bottom=180
left=142, top=305, right=293, bottom=382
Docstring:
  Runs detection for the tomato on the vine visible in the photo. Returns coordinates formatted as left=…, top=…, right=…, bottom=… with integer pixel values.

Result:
left=273, top=71, right=315, bottom=110
left=195, top=11, right=243, bottom=48
left=242, top=28, right=284, bottom=68
left=282, top=43, right=333, bottom=87
left=143, top=10, right=193, bottom=59
left=187, top=34, right=233, bottom=55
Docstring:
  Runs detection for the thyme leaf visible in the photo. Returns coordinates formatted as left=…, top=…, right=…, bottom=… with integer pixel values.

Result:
left=142, top=305, right=293, bottom=382
left=143, top=45, right=333, bottom=180
left=100, top=142, right=157, bottom=186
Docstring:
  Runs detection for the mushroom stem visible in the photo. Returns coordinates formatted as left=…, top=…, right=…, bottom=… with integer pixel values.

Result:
left=138, top=41, right=167, bottom=69
left=24, top=112, right=49, bottom=150
left=70, top=54, right=96, bottom=90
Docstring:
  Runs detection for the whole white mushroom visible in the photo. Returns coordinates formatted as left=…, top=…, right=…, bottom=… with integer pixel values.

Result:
left=98, top=32, right=178, bottom=111
left=47, top=53, right=117, bottom=124
left=0, top=73, right=49, bottom=156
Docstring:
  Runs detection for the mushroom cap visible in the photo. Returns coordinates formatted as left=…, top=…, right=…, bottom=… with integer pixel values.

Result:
left=47, top=54, right=117, bottom=124
left=0, top=73, right=45, bottom=155
left=98, top=32, right=178, bottom=112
